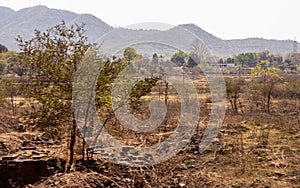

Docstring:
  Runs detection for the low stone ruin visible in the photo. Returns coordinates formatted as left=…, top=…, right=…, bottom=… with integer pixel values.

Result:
left=0, top=157, right=65, bottom=187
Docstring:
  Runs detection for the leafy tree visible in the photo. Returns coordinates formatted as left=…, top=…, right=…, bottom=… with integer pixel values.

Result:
left=152, top=53, right=159, bottom=64
left=0, top=51, right=23, bottom=74
left=226, top=57, right=234, bottom=64
left=17, top=21, right=91, bottom=172
left=0, top=44, right=8, bottom=53
left=235, top=52, right=257, bottom=67
left=123, top=47, right=142, bottom=64
left=95, top=55, right=159, bottom=114
left=129, top=78, right=159, bottom=110
left=17, top=21, right=161, bottom=170
left=79, top=51, right=158, bottom=161
left=219, top=58, right=224, bottom=64
left=171, top=50, right=188, bottom=67
left=252, top=60, right=283, bottom=112
left=95, top=58, right=126, bottom=109
left=257, top=51, right=269, bottom=61
left=95, top=46, right=159, bottom=110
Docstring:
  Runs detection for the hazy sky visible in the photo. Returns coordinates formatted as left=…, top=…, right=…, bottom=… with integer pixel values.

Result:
left=1, top=0, right=300, bottom=40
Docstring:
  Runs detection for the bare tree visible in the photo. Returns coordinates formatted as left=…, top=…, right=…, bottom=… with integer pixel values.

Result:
left=190, top=39, right=210, bottom=63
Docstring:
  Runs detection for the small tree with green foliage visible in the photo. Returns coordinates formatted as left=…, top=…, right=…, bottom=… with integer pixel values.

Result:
left=235, top=52, right=257, bottom=67
left=123, top=47, right=142, bottom=64
left=17, top=22, right=159, bottom=171
left=251, top=60, right=283, bottom=112
left=152, top=53, right=159, bottom=64
left=171, top=50, right=188, bottom=67
left=0, top=44, right=8, bottom=53
left=17, top=21, right=91, bottom=172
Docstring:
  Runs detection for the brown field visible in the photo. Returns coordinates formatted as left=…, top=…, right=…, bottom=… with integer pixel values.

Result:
left=0, top=72, right=299, bottom=188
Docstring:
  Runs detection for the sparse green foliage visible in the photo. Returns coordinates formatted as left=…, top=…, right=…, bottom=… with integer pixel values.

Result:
left=171, top=50, right=188, bottom=67
left=235, top=52, right=257, bottom=67
left=251, top=60, right=283, bottom=112
left=17, top=21, right=91, bottom=172
left=152, top=53, right=159, bottom=64
left=96, top=49, right=159, bottom=113
left=0, top=44, right=8, bottom=53
left=226, top=57, right=234, bottom=64
left=123, top=47, right=142, bottom=64
left=95, top=59, right=126, bottom=109
left=17, top=21, right=90, bottom=128
left=129, top=77, right=159, bottom=110
left=0, top=50, right=24, bottom=75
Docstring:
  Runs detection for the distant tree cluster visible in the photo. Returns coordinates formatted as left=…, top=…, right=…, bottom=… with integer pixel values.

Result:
left=0, top=44, right=8, bottom=53
left=0, top=50, right=25, bottom=76
left=234, top=52, right=257, bottom=67
left=168, top=39, right=210, bottom=68
left=171, top=50, right=188, bottom=67
left=230, top=51, right=286, bottom=68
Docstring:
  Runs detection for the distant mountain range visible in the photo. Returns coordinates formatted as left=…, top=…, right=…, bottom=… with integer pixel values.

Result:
left=0, top=5, right=298, bottom=57
left=0, top=5, right=112, bottom=51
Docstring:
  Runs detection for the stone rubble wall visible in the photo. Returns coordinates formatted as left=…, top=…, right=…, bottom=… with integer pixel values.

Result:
left=0, top=158, right=65, bottom=187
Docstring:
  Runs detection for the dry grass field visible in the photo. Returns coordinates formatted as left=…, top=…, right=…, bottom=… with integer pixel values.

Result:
left=0, top=72, right=299, bottom=187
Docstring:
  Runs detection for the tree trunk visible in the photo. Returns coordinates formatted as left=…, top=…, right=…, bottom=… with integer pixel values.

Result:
left=233, top=95, right=238, bottom=112
left=238, top=99, right=244, bottom=114
left=66, top=112, right=77, bottom=172
left=82, top=138, right=85, bottom=161
left=164, top=80, right=169, bottom=127
left=267, top=92, right=271, bottom=113
left=165, top=81, right=168, bottom=106
left=10, top=93, right=15, bottom=115
left=9, top=83, right=15, bottom=115
left=229, top=99, right=234, bottom=111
